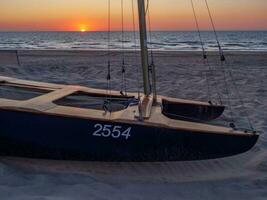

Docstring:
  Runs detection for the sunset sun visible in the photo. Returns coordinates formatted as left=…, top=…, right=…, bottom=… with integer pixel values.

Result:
left=80, top=28, right=86, bottom=32
left=79, top=25, right=89, bottom=32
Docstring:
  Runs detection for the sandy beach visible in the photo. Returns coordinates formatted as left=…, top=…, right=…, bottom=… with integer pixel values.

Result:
left=0, top=50, right=266, bottom=200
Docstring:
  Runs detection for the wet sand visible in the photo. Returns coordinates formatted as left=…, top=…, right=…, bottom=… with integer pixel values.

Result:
left=0, top=50, right=266, bottom=200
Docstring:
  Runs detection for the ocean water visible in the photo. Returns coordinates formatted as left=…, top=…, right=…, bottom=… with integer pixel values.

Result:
left=0, top=31, right=267, bottom=51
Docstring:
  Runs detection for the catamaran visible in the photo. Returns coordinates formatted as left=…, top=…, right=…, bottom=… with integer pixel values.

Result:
left=0, top=0, right=258, bottom=161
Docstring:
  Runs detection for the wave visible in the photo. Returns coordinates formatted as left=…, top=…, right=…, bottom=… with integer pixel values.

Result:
left=0, top=31, right=266, bottom=51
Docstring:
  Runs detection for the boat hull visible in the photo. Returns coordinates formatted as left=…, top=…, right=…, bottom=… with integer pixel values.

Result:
left=0, top=108, right=258, bottom=162
left=162, top=99, right=225, bottom=122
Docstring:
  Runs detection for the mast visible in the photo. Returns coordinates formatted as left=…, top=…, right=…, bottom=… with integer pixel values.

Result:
left=137, top=0, right=150, bottom=96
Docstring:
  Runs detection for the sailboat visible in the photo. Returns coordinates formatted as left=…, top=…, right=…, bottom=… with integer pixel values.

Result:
left=0, top=0, right=258, bottom=162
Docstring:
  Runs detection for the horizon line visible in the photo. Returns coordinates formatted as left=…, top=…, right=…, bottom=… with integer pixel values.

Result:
left=0, top=29, right=267, bottom=32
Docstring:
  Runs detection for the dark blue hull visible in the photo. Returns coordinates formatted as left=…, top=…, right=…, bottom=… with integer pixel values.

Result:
left=0, top=108, right=258, bottom=162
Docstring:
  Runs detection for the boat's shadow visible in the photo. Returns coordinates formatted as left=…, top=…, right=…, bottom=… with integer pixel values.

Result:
left=0, top=150, right=259, bottom=183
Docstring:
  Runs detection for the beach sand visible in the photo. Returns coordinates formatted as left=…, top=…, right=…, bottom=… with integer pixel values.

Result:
left=0, top=50, right=266, bottom=200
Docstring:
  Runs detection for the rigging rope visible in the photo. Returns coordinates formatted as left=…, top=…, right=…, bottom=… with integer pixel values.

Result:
left=204, top=0, right=254, bottom=130
left=146, top=0, right=158, bottom=100
left=105, top=0, right=112, bottom=112
left=190, top=0, right=222, bottom=105
left=191, top=0, right=211, bottom=101
left=146, top=0, right=154, bottom=65
left=131, top=0, right=141, bottom=99
left=146, top=1, right=152, bottom=92
left=204, top=71, right=212, bottom=102
left=16, top=50, right=21, bottom=66
left=223, top=61, right=254, bottom=130
left=221, top=64, right=236, bottom=125
left=120, top=0, right=127, bottom=96
left=204, top=0, right=225, bottom=61
left=203, top=0, right=235, bottom=124
left=190, top=0, right=206, bottom=59
left=205, top=59, right=223, bottom=104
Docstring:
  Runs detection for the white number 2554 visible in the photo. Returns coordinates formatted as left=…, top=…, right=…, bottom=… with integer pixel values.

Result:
left=92, top=124, right=131, bottom=140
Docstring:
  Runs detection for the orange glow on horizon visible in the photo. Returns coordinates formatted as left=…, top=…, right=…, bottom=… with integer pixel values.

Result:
left=0, top=0, right=266, bottom=31
left=79, top=24, right=89, bottom=32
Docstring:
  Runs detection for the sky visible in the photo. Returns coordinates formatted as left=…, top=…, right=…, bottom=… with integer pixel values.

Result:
left=0, top=0, right=266, bottom=31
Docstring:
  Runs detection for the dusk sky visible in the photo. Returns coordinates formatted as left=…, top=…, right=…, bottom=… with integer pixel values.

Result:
left=0, top=0, right=266, bottom=31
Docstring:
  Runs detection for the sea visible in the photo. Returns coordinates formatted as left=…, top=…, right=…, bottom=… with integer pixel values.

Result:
left=0, top=31, right=267, bottom=51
